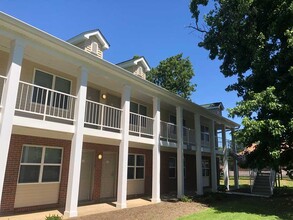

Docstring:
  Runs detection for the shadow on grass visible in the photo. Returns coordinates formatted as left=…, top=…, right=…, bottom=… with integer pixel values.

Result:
left=190, top=186, right=293, bottom=220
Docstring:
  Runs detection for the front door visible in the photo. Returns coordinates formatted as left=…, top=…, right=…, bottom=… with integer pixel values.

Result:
left=79, top=150, right=94, bottom=202
left=202, top=159, right=210, bottom=187
left=100, top=152, right=117, bottom=198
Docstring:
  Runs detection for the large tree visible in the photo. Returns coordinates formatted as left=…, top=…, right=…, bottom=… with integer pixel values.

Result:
left=147, top=53, right=196, bottom=100
left=190, top=0, right=293, bottom=170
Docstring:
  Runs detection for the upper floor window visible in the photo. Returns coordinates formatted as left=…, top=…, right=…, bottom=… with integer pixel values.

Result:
left=33, top=69, right=71, bottom=109
left=127, top=154, right=145, bottom=180
left=201, top=125, right=210, bottom=146
left=130, top=102, right=147, bottom=116
left=18, top=145, right=63, bottom=184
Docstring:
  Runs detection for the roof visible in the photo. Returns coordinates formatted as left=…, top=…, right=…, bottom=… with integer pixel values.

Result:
left=117, top=56, right=151, bottom=72
left=67, top=29, right=110, bottom=50
left=201, top=102, right=224, bottom=111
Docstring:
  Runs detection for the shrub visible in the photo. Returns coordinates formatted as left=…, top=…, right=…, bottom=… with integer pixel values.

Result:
left=181, top=195, right=193, bottom=202
left=45, top=214, right=63, bottom=220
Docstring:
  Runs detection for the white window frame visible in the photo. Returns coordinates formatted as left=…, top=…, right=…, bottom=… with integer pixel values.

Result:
left=169, top=157, right=176, bottom=179
left=201, top=125, right=210, bottom=147
left=130, top=101, right=147, bottom=116
left=32, top=68, right=72, bottom=110
left=18, top=145, right=63, bottom=185
left=33, top=68, right=72, bottom=94
left=202, top=159, right=210, bottom=177
left=127, top=154, right=145, bottom=180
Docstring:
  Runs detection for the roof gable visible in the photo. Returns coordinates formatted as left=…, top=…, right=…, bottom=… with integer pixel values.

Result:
left=67, top=29, right=110, bottom=50
left=117, top=56, right=150, bottom=72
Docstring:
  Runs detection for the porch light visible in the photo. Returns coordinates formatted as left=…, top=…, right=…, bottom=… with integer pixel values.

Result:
left=102, top=94, right=107, bottom=99
left=98, top=154, right=103, bottom=160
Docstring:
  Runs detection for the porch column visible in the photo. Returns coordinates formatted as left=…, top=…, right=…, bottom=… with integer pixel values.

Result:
left=152, top=97, right=161, bottom=203
left=176, top=106, right=184, bottom=198
left=210, top=120, right=217, bottom=192
left=64, top=67, right=88, bottom=218
left=0, top=39, right=24, bottom=208
left=194, top=113, right=203, bottom=195
left=232, top=128, right=239, bottom=189
left=116, top=85, right=131, bottom=209
left=222, top=125, right=229, bottom=190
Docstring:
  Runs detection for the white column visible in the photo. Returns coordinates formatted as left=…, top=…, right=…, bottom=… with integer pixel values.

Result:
left=176, top=106, right=184, bottom=198
left=152, top=97, right=161, bottom=203
left=232, top=128, right=239, bottom=189
left=222, top=125, right=229, bottom=190
left=0, top=39, right=24, bottom=208
left=210, top=120, right=217, bottom=192
left=194, top=113, right=203, bottom=195
left=64, top=67, right=88, bottom=218
left=116, top=85, right=131, bottom=209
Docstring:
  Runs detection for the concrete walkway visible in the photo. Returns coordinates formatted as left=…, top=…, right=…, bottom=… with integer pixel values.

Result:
left=0, top=198, right=153, bottom=220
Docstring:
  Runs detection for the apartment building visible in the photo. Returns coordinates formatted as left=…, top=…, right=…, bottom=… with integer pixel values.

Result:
left=0, top=12, right=239, bottom=218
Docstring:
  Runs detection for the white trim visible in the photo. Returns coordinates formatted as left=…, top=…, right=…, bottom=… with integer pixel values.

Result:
left=127, top=154, right=145, bottom=180
left=17, top=145, right=63, bottom=185
left=84, top=31, right=109, bottom=50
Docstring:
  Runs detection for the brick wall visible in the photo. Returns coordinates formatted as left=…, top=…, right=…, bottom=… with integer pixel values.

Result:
left=1, top=134, right=71, bottom=213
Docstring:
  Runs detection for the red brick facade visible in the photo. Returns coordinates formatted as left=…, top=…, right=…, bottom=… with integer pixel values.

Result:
left=1, top=134, right=153, bottom=214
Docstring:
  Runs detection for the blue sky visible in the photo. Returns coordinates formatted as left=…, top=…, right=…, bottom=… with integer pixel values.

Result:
left=0, top=0, right=241, bottom=125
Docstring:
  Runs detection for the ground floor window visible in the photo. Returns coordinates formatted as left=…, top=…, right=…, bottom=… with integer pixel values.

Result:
left=18, top=145, right=63, bottom=184
left=202, top=160, right=210, bottom=177
left=169, top=157, right=176, bottom=178
left=127, top=154, right=145, bottom=180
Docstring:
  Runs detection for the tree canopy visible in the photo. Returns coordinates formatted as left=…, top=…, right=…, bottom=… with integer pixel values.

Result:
left=147, top=53, right=196, bottom=100
left=190, top=0, right=293, bottom=170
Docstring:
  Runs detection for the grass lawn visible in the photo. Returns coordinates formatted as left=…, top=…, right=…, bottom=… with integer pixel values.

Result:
left=180, top=177, right=293, bottom=220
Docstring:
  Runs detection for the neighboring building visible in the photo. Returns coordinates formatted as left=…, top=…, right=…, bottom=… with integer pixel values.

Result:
left=0, top=12, right=239, bottom=218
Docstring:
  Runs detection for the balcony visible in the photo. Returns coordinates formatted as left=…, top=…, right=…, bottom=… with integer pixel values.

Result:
left=15, top=81, right=76, bottom=122
left=160, top=121, right=196, bottom=149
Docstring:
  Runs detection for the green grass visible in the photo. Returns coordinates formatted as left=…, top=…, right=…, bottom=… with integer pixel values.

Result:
left=180, top=178, right=293, bottom=220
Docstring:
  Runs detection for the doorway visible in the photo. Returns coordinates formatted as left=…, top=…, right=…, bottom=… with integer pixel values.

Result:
left=78, top=150, right=94, bottom=202
left=100, top=152, right=117, bottom=198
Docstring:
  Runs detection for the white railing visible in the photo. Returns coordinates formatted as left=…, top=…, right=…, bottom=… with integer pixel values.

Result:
left=249, top=169, right=258, bottom=193
left=129, top=112, right=153, bottom=137
left=16, top=81, right=76, bottom=121
left=183, top=126, right=196, bottom=146
left=0, top=75, right=7, bottom=108
left=85, top=100, right=122, bottom=131
left=160, top=121, right=177, bottom=142
left=269, top=169, right=276, bottom=195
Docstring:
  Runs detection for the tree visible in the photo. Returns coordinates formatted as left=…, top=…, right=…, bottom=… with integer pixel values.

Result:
left=147, top=53, right=196, bottom=100
left=190, top=0, right=293, bottom=170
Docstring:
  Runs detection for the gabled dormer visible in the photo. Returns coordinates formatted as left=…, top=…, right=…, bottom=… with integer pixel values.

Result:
left=117, top=56, right=150, bottom=80
left=201, top=102, right=224, bottom=116
left=67, top=29, right=110, bottom=59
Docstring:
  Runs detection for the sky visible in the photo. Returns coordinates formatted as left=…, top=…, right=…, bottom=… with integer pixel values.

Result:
left=0, top=0, right=241, bottom=125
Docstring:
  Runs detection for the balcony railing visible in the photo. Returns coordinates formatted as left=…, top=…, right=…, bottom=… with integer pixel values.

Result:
left=129, top=112, right=153, bottom=137
left=183, top=126, right=196, bottom=146
left=85, top=100, right=122, bottom=131
left=215, top=136, right=232, bottom=151
left=16, top=81, right=76, bottom=121
left=160, top=121, right=177, bottom=142
left=0, top=75, right=7, bottom=108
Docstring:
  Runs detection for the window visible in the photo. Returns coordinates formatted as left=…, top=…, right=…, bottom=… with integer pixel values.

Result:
left=33, top=69, right=71, bottom=109
left=201, top=125, right=210, bottom=146
left=127, top=154, right=144, bottom=180
left=202, top=160, right=210, bottom=177
left=169, top=157, right=176, bottom=178
left=18, top=145, right=63, bottom=183
left=130, top=102, right=147, bottom=116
